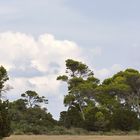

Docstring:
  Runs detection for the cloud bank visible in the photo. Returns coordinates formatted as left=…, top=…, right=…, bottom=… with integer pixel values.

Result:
left=0, top=31, right=122, bottom=119
left=0, top=31, right=83, bottom=119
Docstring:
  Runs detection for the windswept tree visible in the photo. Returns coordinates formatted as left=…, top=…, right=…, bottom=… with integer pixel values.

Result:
left=57, top=59, right=99, bottom=120
left=21, top=90, right=48, bottom=108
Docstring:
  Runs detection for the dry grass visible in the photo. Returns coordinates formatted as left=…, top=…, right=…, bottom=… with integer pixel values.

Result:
left=4, top=135, right=140, bottom=140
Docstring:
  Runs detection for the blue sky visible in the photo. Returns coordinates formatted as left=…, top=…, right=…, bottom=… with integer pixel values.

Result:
left=0, top=0, right=140, bottom=119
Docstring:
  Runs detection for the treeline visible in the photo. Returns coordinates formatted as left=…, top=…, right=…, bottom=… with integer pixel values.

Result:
left=0, top=59, right=140, bottom=139
left=58, top=59, right=140, bottom=131
left=0, top=66, right=57, bottom=138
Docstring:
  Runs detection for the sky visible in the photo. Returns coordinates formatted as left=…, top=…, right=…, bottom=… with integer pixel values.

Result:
left=0, top=0, right=140, bottom=119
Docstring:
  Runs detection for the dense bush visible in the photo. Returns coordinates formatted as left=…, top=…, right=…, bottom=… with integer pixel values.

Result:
left=59, top=107, right=83, bottom=128
left=111, top=109, right=140, bottom=131
left=0, top=100, right=11, bottom=139
left=84, top=107, right=110, bottom=131
left=9, top=99, right=57, bottom=135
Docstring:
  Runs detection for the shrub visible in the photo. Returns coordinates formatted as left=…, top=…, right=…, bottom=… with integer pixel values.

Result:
left=0, top=100, right=11, bottom=139
left=111, top=109, right=140, bottom=131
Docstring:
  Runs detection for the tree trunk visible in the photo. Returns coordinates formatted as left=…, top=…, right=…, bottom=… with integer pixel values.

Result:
left=78, top=103, right=85, bottom=120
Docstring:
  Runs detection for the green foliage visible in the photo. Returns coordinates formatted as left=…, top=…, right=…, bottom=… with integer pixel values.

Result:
left=21, top=90, right=48, bottom=108
left=0, top=66, right=9, bottom=96
left=57, top=59, right=99, bottom=121
left=9, top=98, right=56, bottom=135
left=84, top=107, right=110, bottom=131
left=9, top=91, right=56, bottom=135
left=101, top=68, right=140, bottom=117
left=65, top=59, right=93, bottom=77
left=95, top=92, right=121, bottom=113
left=0, top=66, right=11, bottom=139
left=0, top=100, right=11, bottom=138
left=58, top=60, right=140, bottom=132
left=59, top=107, right=83, bottom=128
left=111, top=109, right=140, bottom=131
left=57, top=75, right=68, bottom=81
left=1, top=61, right=140, bottom=136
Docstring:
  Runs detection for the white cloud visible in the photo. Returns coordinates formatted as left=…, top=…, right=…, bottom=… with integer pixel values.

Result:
left=0, top=31, right=123, bottom=119
left=111, top=64, right=122, bottom=72
left=0, top=31, right=83, bottom=119
left=95, top=68, right=110, bottom=80
left=94, top=64, right=122, bottom=81
left=0, top=32, right=76, bottom=66
left=0, top=31, right=81, bottom=93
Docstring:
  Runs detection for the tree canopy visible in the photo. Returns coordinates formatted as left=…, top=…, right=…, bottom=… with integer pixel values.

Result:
left=57, top=59, right=99, bottom=121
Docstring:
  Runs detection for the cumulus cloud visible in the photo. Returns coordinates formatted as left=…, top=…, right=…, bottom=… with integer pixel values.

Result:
left=0, top=31, right=123, bottom=119
left=0, top=31, right=84, bottom=119
left=0, top=31, right=81, bottom=94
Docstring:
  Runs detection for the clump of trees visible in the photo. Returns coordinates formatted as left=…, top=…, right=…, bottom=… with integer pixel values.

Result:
left=9, top=90, right=56, bottom=135
left=58, top=59, right=140, bottom=131
left=0, top=66, right=56, bottom=138
left=1, top=59, right=140, bottom=138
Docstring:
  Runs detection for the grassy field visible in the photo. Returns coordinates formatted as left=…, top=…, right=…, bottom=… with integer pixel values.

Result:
left=5, top=135, right=140, bottom=140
